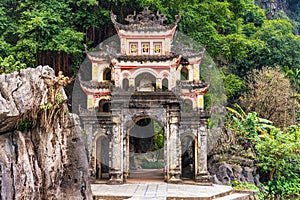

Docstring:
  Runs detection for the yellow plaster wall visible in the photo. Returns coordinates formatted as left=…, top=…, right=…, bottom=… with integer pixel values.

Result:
left=197, top=95, right=204, bottom=109
left=87, top=96, right=93, bottom=109
left=92, top=64, right=98, bottom=81
left=193, top=66, right=199, bottom=80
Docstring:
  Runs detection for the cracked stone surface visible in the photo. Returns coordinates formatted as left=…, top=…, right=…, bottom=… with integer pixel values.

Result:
left=0, top=66, right=92, bottom=199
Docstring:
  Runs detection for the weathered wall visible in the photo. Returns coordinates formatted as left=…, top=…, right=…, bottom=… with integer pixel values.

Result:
left=0, top=66, right=92, bottom=199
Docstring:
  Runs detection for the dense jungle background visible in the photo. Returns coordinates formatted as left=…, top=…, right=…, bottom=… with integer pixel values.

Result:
left=0, top=0, right=299, bottom=199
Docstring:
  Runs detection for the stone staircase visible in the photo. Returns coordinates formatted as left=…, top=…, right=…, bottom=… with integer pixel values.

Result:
left=213, top=192, right=251, bottom=200
left=166, top=190, right=253, bottom=200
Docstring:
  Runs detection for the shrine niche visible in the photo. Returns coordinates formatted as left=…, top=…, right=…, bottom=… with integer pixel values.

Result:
left=79, top=7, right=210, bottom=184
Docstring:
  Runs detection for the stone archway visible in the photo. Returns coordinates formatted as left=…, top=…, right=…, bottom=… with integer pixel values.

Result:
left=181, top=135, right=196, bottom=180
left=127, top=117, right=165, bottom=180
left=95, top=135, right=109, bottom=179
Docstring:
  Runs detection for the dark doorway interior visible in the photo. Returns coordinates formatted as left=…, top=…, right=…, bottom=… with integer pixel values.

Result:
left=96, top=136, right=109, bottom=179
left=128, top=118, right=164, bottom=180
left=103, top=68, right=111, bottom=80
left=181, top=135, right=195, bottom=179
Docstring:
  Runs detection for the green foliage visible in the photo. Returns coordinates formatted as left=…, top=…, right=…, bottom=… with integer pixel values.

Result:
left=56, top=93, right=64, bottom=105
left=263, top=173, right=300, bottom=199
left=45, top=28, right=84, bottom=53
left=141, top=161, right=164, bottom=169
left=200, top=54, right=227, bottom=128
left=227, top=105, right=300, bottom=199
left=227, top=104, right=273, bottom=140
left=39, top=103, right=53, bottom=110
left=0, top=37, right=11, bottom=57
left=232, top=181, right=264, bottom=200
left=223, top=74, right=246, bottom=103
left=153, top=121, right=164, bottom=150
left=1, top=0, right=299, bottom=197
left=0, top=0, right=299, bottom=78
left=39, top=93, right=63, bottom=111
left=0, top=0, right=85, bottom=71
left=0, top=55, right=27, bottom=74
left=17, top=119, right=33, bottom=131
left=251, top=20, right=300, bottom=70
left=256, top=125, right=300, bottom=179
left=283, top=66, right=300, bottom=92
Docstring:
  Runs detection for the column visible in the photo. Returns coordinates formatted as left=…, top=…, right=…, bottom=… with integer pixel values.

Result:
left=188, top=65, right=193, bottom=81
left=108, top=106, right=123, bottom=184
left=195, top=120, right=211, bottom=184
left=83, top=123, right=94, bottom=176
left=167, top=105, right=182, bottom=183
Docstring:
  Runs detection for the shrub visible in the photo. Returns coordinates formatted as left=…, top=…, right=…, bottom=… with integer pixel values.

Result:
left=141, top=161, right=164, bottom=169
left=232, top=181, right=263, bottom=200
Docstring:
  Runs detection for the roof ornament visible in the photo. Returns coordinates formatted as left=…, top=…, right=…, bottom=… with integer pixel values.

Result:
left=175, top=14, right=181, bottom=25
left=111, top=7, right=180, bottom=31
left=124, top=7, right=167, bottom=25
left=110, top=11, right=117, bottom=24
left=156, top=11, right=167, bottom=25
left=125, top=11, right=136, bottom=23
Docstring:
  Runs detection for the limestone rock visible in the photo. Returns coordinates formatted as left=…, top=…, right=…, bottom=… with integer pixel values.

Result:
left=0, top=67, right=92, bottom=199
left=208, top=155, right=259, bottom=186
left=0, top=66, right=52, bottom=134
left=255, top=0, right=286, bottom=19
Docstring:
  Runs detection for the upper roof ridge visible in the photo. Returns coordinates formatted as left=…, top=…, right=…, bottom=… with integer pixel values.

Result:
left=111, top=7, right=181, bottom=32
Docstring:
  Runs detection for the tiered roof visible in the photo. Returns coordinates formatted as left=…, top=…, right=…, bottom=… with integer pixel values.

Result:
left=81, top=7, right=207, bottom=95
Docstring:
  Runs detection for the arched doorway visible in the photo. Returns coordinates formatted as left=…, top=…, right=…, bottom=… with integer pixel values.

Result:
left=181, top=135, right=195, bottom=179
left=127, top=117, right=164, bottom=180
left=135, top=72, right=156, bottom=91
left=122, top=78, right=129, bottom=91
left=98, top=99, right=111, bottom=112
left=162, top=78, right=168, bottom=91
left=181, top=66, right=189, bottom=80
left=95, top=136, right=109, bottom=179
left=103, top=68, right=112, bottom=81
left=182, top=99, right=193, bottom=112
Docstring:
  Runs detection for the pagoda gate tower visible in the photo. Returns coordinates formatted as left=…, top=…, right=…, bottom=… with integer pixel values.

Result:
left=79, top=7, right=210, bottom=184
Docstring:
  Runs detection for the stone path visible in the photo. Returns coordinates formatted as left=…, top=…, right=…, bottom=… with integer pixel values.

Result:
left=91, top=183, right=235, bottom=200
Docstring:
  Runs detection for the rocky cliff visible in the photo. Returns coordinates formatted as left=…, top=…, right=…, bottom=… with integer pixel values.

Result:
left=255, top=0, right=286, bottom=19
left=0, top=66, right=92, bottom=199
left=207, top=128, right=261, bottom=188
left=255, top=0, right=300, bottom=34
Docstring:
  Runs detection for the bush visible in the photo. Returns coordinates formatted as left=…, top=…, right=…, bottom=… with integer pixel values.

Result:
left=262, top=173, right=300, bottom=199
left=0, top=55, right=26, bottom=74
left=141, top=161, right=164, bottom=169
left=227, top=105, right=300, bottom=199
left=232, top=181, right=263, bottom=200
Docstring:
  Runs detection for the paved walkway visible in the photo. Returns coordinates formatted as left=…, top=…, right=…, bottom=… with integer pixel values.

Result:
left=91, top=183, right=233, bottom=200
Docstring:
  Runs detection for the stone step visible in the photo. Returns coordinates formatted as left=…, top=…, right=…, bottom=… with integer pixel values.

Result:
left=214, top=193, right=250, bottom=200
left=92, top=183, right=236, bottom=200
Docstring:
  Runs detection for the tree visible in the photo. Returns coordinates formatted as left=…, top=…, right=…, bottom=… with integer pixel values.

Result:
left=227, top=103, right=273, bottom=141
left=251, top=20, right=300, bottom=70
left=283, top=66, right=300, bottom=124
left=227, top=104, right=300, bottom=199
left=241, top=67, right=298, bottom=127
left=255, top=125, right=300, bottom=199
left=223, top=73, right=246, bottom=105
